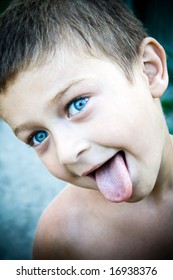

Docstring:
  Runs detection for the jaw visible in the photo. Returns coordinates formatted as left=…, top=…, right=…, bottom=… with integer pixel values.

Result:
left=152, top=132, right=173, bottom=198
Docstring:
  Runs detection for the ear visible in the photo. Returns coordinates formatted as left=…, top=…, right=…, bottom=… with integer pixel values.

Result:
left=140, top=37, right=168, bottom=98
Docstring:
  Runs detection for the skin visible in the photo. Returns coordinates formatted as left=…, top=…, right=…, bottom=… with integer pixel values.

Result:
left=1, top=38, right=173, bottom=259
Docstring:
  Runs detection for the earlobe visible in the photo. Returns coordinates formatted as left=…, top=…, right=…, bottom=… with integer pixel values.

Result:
left=140, top=37, right=168, bottom=98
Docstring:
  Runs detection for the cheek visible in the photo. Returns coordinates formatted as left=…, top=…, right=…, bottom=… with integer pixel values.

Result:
left=36, top=151, right=62, bottom=179
left=87, top=99, right=162, bottom=160
left=85, top=108, right=139, bottom=149
left=37, top=150, right=75, bottom=183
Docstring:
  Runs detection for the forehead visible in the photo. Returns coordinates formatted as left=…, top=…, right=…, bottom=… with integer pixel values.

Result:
left=0, top=52, right=128, bottom=129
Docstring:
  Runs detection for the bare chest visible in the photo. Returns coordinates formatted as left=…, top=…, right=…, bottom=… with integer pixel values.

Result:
left=78, top=199, right=173, bottom=259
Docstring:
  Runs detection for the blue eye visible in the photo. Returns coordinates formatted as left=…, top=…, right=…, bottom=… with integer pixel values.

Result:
left=32, top=131, right=48, bottom=146
left=68, top=97, right=88, bottom=117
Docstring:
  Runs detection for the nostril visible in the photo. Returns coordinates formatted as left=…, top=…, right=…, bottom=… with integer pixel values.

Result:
left=76, top=142, right=90, bottom=159
left=77, top=150, right=84, bottom=158
left=57, top=139, right=90, bottom=165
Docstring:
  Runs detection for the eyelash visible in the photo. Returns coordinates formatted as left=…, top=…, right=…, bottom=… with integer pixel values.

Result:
left=66, top=95, right=89, bottom=118
left=27, top=131, right=47, bottom=147
left=26, top=95, right=90, bottom=147
left=26, top=132, right=38, bottom=147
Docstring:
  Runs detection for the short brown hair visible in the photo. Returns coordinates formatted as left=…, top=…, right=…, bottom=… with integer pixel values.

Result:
left=0, top=0, right=147, bottom=93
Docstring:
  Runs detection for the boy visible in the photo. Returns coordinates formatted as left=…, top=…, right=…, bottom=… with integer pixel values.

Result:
left=0, top=0, right=173, bottom=259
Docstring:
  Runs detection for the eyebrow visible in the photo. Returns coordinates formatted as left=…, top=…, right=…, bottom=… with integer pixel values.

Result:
left=14, top=122, right=38, bottom=137
left=13, top=78, right=86, bottom=137
left=49, top=78, right=86, bottom=104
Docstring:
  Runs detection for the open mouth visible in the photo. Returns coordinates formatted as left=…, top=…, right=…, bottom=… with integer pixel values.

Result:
left=86, top=151, right=127, bottom=180
left=87, top=170, right=96, bottom=180
left=84, top=151, right=132, bottom=203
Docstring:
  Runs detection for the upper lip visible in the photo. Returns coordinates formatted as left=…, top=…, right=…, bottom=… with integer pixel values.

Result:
left=82, top=151, right=126, bottom=177
left=82, top=157, right=113, bottom=177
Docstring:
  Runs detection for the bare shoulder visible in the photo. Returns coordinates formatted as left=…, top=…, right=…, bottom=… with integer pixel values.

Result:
left=32, top=184, right=173, bottom=260
left=32, top=184, right=131, bottom=260
left=32, top=184, right=101, bottom=260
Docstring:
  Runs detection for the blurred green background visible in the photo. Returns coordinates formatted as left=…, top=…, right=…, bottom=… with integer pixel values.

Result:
left=0, top=0, right=172, bottom=260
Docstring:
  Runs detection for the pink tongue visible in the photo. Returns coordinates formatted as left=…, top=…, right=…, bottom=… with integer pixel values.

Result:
left=95, top=153, right=132, bottom=202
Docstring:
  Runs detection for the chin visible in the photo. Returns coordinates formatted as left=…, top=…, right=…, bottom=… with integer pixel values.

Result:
left=127, top=196, right=145, bottom=203
left=127, top=190, right=151, bottom=203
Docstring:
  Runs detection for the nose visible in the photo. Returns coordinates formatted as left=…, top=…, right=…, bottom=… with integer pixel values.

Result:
left=53, top=126, right=90, bottom=165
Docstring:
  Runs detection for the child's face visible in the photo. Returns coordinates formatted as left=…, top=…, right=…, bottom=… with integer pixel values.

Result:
left=0, top=53, right=165, bottom=202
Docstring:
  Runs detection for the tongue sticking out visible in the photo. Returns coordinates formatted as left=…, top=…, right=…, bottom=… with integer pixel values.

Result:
left=95, top=152, right=132, bottom=202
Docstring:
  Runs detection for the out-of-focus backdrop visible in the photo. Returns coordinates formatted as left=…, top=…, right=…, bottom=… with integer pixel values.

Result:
left=0, top=0, right=173, bottom=260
